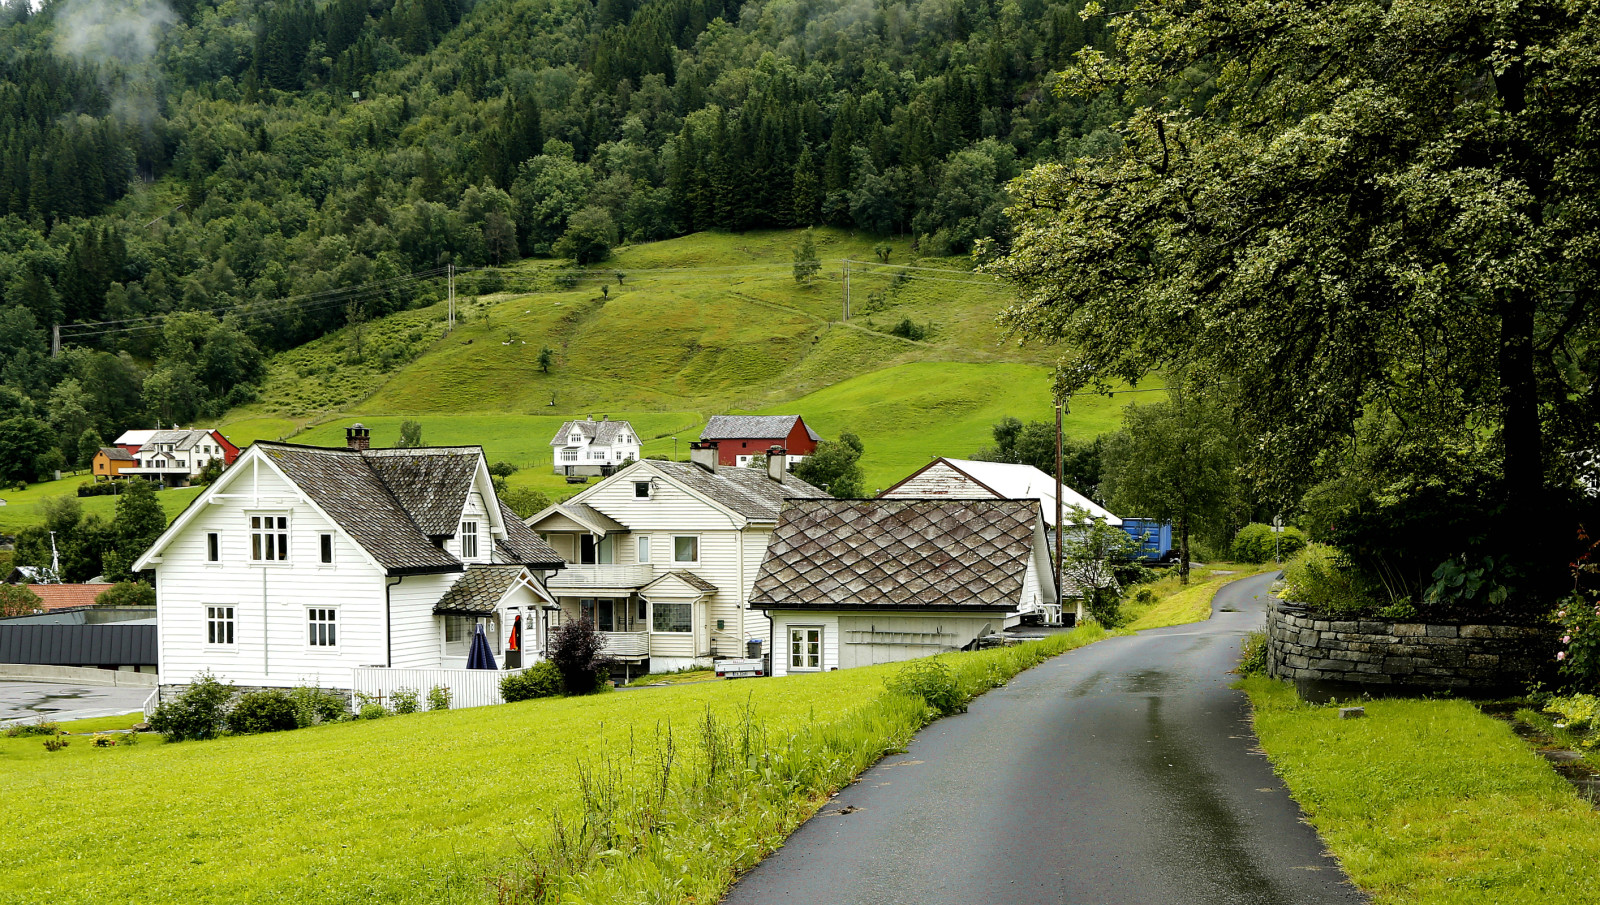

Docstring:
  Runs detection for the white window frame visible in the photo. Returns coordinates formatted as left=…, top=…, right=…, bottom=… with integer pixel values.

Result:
left=460, top=521, right=479, bottom=559
left=672, top=535, right=699, bottom=565
left=637, top=536, right=651, bottom=563
left=206, top=605, right=236, bottom=646
left=633, top=481, right=652, bottom=499
left=651, top=601, right=692, bottom=634
left=205, top=532, right=221, bottom=564
left=789, top=625, right=823, bottom=672
left=307, top=607, right=339, bottom=648
left=561, top=449, right=578, bottom=462
left=249, top=512, right=290, bottom=563
left=318, top=533, right=335, bottom=566
left=444, top=614, right=473, bottom=644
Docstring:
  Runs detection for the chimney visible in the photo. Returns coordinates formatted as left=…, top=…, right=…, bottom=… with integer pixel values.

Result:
left=689, top=440, right=718, bottom=473
left=347, top=423, right=371, bottom=451
left=766, top=445, right=787, bottom=482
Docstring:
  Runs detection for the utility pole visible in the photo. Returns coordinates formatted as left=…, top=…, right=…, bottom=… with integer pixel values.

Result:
left=51, top=324, right=60, bottom=358
left=1056, top=400, right=1073, bottom=625
left=447, top=263, right=455, bottom=330
left=842, top=260, right=850, bottom=321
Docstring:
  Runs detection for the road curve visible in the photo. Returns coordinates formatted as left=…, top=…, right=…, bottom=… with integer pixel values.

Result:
left=722, top=572, right=1366, bottom=905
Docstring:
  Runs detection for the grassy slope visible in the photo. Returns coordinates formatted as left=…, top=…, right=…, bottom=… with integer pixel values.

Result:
left=1120, top=564, right=1281, bottom=632
left=1243, top=678, right=1600, bottom=904
left=0, top=478, right=199, bottom=535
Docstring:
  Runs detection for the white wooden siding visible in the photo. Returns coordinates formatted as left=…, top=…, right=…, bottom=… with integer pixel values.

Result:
left=882, top=463, right=994, bottom=499
left=155, top=459, right=389, bottom=689
left=389, top=572, right=458, bottom=668
left=769, top=614, right=839, bottom=677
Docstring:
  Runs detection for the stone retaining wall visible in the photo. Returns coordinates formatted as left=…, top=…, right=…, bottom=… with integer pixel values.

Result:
left=1265, top=602, right=1554, bottom=700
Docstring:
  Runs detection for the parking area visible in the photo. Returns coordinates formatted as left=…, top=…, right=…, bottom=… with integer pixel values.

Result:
left=0, top=681, right=151, bottom=725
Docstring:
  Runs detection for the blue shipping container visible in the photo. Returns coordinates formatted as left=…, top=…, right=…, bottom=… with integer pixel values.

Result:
left=1120, top=518, right=1174, bottom=562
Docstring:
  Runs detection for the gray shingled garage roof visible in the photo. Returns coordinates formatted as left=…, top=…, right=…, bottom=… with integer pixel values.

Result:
left=750, top=498, right=1040, bottom=610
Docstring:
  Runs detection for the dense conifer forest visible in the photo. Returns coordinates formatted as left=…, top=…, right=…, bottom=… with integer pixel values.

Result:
left=0, top=0, right=1140, bottom=481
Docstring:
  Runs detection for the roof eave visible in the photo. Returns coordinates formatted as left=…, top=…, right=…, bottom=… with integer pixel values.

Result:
left=748, top=602, right=1017, bottom=613
left=386, top=564, right=467, bottom=577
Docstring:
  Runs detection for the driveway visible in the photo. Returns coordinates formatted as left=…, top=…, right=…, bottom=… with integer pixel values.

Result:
left=0, top=682, right=151, bottom=726
left=722, top=572, right=1366, bottom=905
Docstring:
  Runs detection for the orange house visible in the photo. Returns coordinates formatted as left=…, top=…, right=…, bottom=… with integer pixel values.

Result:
left=92, top=447, right=136, bottom=481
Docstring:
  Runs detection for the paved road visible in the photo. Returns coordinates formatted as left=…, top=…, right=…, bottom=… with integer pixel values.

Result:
left=0, top=681, right=151, bottom=725
left=723, top=572, right=1366, bottom=905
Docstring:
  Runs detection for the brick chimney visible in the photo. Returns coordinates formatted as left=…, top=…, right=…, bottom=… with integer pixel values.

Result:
left=346, top=423, right=371, bottom=451
left=689, top=440, right=718, bottom=473
left=766, top=445, right=787, bottom=482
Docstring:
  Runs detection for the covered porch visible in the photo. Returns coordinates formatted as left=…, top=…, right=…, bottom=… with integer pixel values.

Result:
left=433, top=564, right=559, bottom=670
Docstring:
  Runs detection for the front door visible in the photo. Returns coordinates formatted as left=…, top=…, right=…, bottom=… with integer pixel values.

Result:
left=596, top=599, right=614, bottom=632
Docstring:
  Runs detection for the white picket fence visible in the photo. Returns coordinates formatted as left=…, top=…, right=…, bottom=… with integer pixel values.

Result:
left=350, top=666, right=527, bottom=712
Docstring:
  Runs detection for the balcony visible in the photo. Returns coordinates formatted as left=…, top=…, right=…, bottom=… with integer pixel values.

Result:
left=547, top=563, right=655, bottom=591
left=601, top=631, right=650, bottom=658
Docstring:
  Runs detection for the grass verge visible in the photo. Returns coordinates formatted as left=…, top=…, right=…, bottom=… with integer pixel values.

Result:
left=0, top=626, right=1103, bottom=904
left=1241, top=676, right=1600, bottom=904
left=1119, top=562, right=1279, bottom=632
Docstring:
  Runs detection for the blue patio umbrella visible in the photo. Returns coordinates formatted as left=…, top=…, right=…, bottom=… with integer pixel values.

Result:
left=465, top=623, right=499, bottom=670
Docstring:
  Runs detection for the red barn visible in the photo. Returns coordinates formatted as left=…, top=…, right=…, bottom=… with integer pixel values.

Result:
left=699, top=415, right=822, bottom=468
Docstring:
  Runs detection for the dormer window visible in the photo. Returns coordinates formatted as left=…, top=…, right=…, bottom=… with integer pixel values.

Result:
left=570, top=433, right=582, bottom=443
left=460, top=521, right=479, bottom=559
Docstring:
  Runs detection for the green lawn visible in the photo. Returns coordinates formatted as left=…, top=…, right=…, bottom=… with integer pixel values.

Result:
left=1243, top=677, right=1600, bottom=904
left=1120, top=564, right=1280, bottom=632
left=0, top=663, right=911, bottom=904
left=0, top=476, right=199, bottom=534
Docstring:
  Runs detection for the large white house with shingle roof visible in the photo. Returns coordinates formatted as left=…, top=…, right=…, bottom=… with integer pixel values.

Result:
left=751, top=498, right=1058, bottom=676
left=550, top=416, right=641, bottom=476
left=134, top=425, right=565, bottom=696
left=525, top=442, right=829, bottom=673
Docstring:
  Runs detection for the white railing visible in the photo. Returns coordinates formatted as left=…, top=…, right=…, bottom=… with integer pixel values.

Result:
left=350, top=666, right=526, bottom=712
left=601, top=631, right=650, bottom=657
left=142, top=688, right=159, bottom=721
left=547, top=563, right=655, bottom=590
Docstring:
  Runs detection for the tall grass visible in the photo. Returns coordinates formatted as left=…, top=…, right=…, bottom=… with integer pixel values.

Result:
left=494, top=625, right=1105, bottom=904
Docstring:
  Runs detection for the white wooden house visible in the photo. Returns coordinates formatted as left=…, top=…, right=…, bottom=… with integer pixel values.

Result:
left=880, top=457, right=1120, bottom=527
left=550, top=416, right=641, bottom=477
left=133, top=426, right=565, bottom=697
left=525, top=443, right=829, bottom=673
left=122, top=429, right=239, bottom=487
left=750, top=498, right=1058, bottom=676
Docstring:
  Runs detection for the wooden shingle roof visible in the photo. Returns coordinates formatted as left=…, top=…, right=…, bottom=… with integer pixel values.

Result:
left=433, top=565, right=529, bottom=615
left=700, top=415, right=821, bottom=442
left=98, top=447, right=134, bottom=462
left=749, top=499, right=1041, bottom=611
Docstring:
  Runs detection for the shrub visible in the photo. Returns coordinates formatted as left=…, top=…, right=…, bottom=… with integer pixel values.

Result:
left=42, top=737, right=68, bottom=752
left=547, top=618, right=614, bottom=695
left=288, top=685, right=348, bottom=727
left=426, top=684, right=452, bottom=711
left=4, top=717, right=59, bottom=737
left=358, top=703, right=388, bottom=720
left=148, top=672, right=235, bottom=741
left=227, top=690, right=300, bottom=734
left=886, top=659, right=964, bottom=716
left=118, top=731, right=140, bottom=746
left=91, top=734, right=118, bottom=748
left=1281, top=543, right=1374, bottom=616
left=95, top=581, right=155, bottom=607
left=391, top=688, right=420, bottom=714
left=501, top=661, right=564, bottom=702
left=887, top=318, right=927, bottom=341
left=1238, top=631, right=1268, bottom=676
left=1231, top=523, right=1307, bottom=563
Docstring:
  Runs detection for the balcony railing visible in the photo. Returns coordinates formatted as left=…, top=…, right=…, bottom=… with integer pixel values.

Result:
left=601, top=631, right=650, bottom=658
left=547, top=563, right=655, bottom=590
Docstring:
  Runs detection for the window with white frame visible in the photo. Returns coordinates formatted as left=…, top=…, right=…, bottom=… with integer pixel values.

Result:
left=561, top=449, right=578, bottom=462
left=590, top=450, right=605, bottom=460
left=206, top=532, right=220, bottom=562
left=652, top=602, right=691, bottom=633
left=637, top=536, right=651, bottom=563
left=444, top=614, right=473, bottom=643
left=789, top=626, right=822, bottom=671
left=634, top=481, right=651, bottom=499
left=206, top=605, right=235, bottom=645
left=319, top=533, right=334, bottom=564
left=249, top=514, right=289, bottom=562
left=673, top=536, right=698, bottom=564
left=307, top=608, right=338, bottom=647
left=460, top=521, right=479, bottom=558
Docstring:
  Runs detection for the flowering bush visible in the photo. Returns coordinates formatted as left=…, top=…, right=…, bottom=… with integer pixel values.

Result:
left=1554, top=528, right=1600, bottom=690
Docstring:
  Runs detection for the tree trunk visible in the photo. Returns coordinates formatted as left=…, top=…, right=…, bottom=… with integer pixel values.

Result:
left=1178, top=512, right=1190, bottom=586
left=1497, top=288, right=1547, bottom=585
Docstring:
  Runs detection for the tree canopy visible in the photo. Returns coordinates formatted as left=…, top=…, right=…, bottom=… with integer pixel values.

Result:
left=990, top=0, right=1600, bottom=610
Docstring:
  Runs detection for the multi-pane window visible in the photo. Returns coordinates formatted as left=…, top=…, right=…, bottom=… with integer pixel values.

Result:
left=652, top=602, right=692, bottom=633
left=250, top=514, right=289, bottom=562
left=673, top=536, right=698, bottom=563
left=445, top=614, right=473, bottom=643
left=206, top=606, right=235, bottom=645
left=789, top=626, right=822, bottom=671
left=561, top=449, right=578, bottom=462
left=319, top=534, right=334, bottom=564
left=460, top=521, right=479, bottom=559
left=308, top=608, right=337, bottom=647
left=206, top=532, right=220, bottom=562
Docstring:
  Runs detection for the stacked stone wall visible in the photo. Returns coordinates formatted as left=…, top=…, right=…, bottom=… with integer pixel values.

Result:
left=1265, top=602, right=1553, bottom=698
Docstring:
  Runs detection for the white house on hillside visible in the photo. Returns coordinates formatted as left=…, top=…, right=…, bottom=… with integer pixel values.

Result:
left=134, top=426, right=565, bottom=697
left=550, top=416, right=641, bottom=477
left=120, top=428, right=241, bottom=486
left=880, top=457, right=1120, bottom=527
left=751, top=498, right=1058, bottom=676
left=525, top=442, right=829, bottom=673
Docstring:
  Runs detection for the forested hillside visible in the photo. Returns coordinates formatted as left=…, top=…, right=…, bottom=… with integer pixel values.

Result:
left=0, top=0, right=1139, bottom=485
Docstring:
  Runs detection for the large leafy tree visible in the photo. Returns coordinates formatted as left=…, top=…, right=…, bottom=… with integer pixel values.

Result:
left=990, top=0, right=1600, bottom=608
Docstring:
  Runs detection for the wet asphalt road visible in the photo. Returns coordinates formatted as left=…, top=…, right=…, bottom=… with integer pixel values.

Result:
left=722, top=572, right=1366, bottom=905
left=0, top=681, right=151, bottom=725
